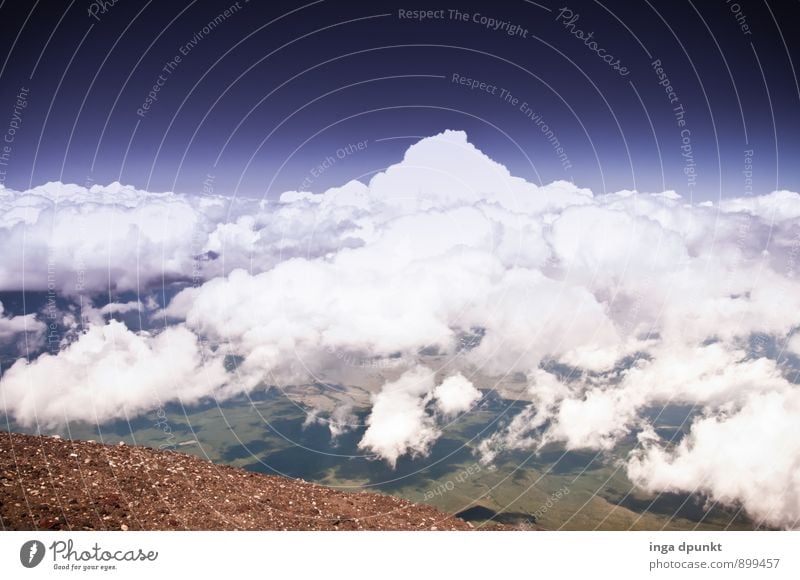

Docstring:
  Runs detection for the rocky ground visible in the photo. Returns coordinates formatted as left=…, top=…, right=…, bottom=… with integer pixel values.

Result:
left=0, top=431, right=476, bottom=531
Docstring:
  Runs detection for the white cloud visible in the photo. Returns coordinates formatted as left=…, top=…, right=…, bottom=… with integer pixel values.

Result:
left=99, top=301, right=144, bottom=315
left=0, top=320, right=230, bottom=428
left=357, top=366, right=439, bottom=467
left=0, top=182, right=204, bottom=294
left=478, top=369, right=573, bottom=462
left=0, top=301, right=46, bottom=356
left=787, top=334, right=800, bottom=357
left=433, top=373, right=481, bottom=417
left=304, top=403, right=357, bottom=442
left=628, top=390, right=800, bottom=529
left=0, top=301, right=45, bottom=343
left=719, top=190, right=800, bottom=221
left=327, top=404, right=358, bottom=440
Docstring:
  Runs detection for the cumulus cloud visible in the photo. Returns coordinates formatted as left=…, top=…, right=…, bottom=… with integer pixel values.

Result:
left=357, top=366, right=440, bottom=467
left=2, top=130, right=800, bottom=526
left=0, top=320, right=231, bottom=428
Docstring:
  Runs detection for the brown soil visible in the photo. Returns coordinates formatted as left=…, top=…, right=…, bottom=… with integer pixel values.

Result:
left=0, top=431, right=475, bottom=531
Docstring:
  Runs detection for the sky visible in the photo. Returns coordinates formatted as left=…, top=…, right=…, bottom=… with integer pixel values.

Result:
left=0, top=0, right=798, bottom=200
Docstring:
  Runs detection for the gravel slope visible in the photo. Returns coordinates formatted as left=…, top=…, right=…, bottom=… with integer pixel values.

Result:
left=0, top=431, right=473, bottom=531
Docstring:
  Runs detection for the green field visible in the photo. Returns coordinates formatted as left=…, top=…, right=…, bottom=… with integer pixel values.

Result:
left=7, top=388, right=755, bottom=530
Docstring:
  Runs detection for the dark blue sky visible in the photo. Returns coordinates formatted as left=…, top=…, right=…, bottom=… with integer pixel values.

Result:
left=0, top=0, right=798, bottom=201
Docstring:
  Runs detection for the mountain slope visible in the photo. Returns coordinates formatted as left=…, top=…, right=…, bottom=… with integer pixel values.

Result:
left=0, top=431, right=472, bottom=531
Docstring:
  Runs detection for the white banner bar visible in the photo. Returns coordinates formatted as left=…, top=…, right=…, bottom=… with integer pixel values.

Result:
left=1, top=531, right=798, bottom=579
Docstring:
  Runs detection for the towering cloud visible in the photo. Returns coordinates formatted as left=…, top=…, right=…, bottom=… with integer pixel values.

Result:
left=1, top=131, right=799, bottom=527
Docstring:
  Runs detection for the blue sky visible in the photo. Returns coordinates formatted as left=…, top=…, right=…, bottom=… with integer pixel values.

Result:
left=0, top=0, right=798, bottom=200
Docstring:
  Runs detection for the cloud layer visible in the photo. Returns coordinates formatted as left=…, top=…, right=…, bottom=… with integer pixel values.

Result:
left=2, top=130, right=800, bottom=527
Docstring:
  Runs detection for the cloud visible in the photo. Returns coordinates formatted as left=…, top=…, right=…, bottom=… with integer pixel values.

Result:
left=328, top=404, right=358, bottom=440
left=304, top=403, right=357, bottom=442
left=628, top=390, right=800, bottom=529
left=357, top=366, right=440, bottom=467
left=0, top=182, right=205, bottom=294
left=0, top=320, right=230, bottom=428
left=787, top=333, right=800, bottom=358
left=357, top=367, right=486, bottom=465
left=2, top=130, right=800, bottom=526
left=433, top=373, right=481, bottom=417
left=99, top=301, right=144, bottom=315
left=719, top=189, right=800, bottom=221
left=0, top=301, right=45, bottom=342
left=478, top=369, right=574, bottom=462
left=0, top=131, right=593, bottom=295
left=0, top=301, right=46, bottom=354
